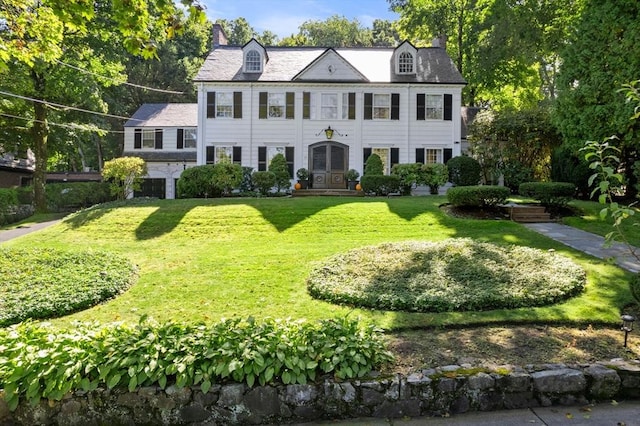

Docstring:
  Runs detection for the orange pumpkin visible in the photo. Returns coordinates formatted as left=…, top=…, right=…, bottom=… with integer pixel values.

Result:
left=355, top=183, right=362, bottom=191
left=294, top=182, right=302, bottom=190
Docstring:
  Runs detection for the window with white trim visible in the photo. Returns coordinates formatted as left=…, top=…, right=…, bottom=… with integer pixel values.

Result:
left=215, top=146, right=233, bottom=163
left=398, top=52, right=414, bottom=74
left=321, top=93, right=338, bottom=119
left=268, top=93, right=285, bottom=118
left=183, top=128, right=197, bottom=149
left=246, top=50, right=262, bottom=72
left=373, top=94, right=390, bottom=119
left=425, top=95, right=443, bottom=119
left=142, top=130, right=155, bottom=148
left=425, top=148, right=443, bottom=164
left=216, top=92, right=233, bottom=118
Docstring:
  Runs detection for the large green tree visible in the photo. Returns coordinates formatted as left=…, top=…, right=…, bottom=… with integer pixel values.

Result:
left=555, top=0, right=640, bottom=151
left=215, top=18, right=279, bottom=45
left=0, top=0, right=203, bottom=211
left=279, top=15, right=374, bottom=47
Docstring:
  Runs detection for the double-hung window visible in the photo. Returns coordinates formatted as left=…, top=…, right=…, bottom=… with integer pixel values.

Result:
left=268, top=93, right=285, bottom=118
left=216, top=92, right=233, bottom=118
left=364, top=93, right=400, bottom=120
left=363, top=147, right=400, bottom=175
left=177, top=128, right=197, bottom=149
left=134, top=128, right=163, bottom=149
left=373, top=94, right=390, bottom=119
left=416, top=148, right=452, bottom=165
left=206, top=92, right=243, bottom=119
left=417, top=93, right=453, bottom=121
left=321, top=93, right=338, bottom=119
left=259, top=92, right=294, bottom=119
left=258, top=146, right=294, bottom=177
left=206, top=146, right=242, bottom=165
left=303, top=92, right=355, bottom=120
left=142, top=130, right=156, bottom=148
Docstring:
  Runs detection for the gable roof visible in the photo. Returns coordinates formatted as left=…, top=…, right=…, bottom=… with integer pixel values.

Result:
left=194, top=45, right=466, bottom=84
left=293, top=48, right=369, bottom=82
left=124, top=103, right=198, bottom=127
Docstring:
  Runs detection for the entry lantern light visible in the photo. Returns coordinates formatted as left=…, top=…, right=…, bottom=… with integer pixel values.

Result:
left=316, top=126, right=345, bottom=140
left=621, top=314, right=635, bottom=348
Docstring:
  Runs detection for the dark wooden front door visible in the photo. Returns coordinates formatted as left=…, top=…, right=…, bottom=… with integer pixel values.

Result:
left=310, top=142, right=348, bottom=189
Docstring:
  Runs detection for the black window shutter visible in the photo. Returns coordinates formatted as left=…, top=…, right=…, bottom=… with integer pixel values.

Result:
left=444, top=148, right=453, bottom=164
left=233, top=92, right=242, bottom=118
left=206, top=146, right=215, bottom=164
left=364, top=93, right=372, bottom=120
left=233, top=147, right=242, bottom=165
left=286, top=92, right=295, bottom=119
left=417, top=94, right=425, bottom=121
left=207, top=92, right=216, bottom=118
left=258, top=147, right=267, bottom=171
left=177, top=129, right=184, bottom=149
left=444, top=94, right=452, bottom=121
left=416, top=148, right=425, bottom=164
left=259, top=92, right=268, bottom=119
left=391, top=93, right=400, bottom=120
left=391, top=148, right=399, bottom=168
left=363, top=148, right=372, bottom=172
left=285, top=146, right=294, bottom=178
left=155, top=129, right=163, bottom=149
left=348, top=92, right=356, bottom=120
left=303, top=92, right=310, bottom=119
left=134, top=129, right=142, bottom=149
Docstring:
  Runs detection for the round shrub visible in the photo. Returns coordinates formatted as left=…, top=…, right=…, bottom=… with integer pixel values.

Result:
left=391, top=163, right=421, bottom=195
left=446, top=155, right=482, bottom=186
left=268, top=153, right=291, bottom=192
left=446, top=185, right=510, bottom=207
left=307, top=239, right=586, bottom=312
left=252, top=170, right=276, bottom=195
left=360, top=175, right=401, bottom=196
left=518, top=181, right=576, bottom=208
left=0, top=247, right=138, bottom=326
left=177, top=165, right=217, bottom=198
left=420, top=163, right=449, bottom=194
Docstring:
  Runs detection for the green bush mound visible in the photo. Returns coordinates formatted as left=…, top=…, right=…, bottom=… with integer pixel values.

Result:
left=518, top=181, right=576, bottom=208
left=307, top=238, right=586, bottom=312
left=0, top=317, right=392, bottom=410
left=447, top=185, right=510, bottom=207
left=0, top=248, right=137, bottom=326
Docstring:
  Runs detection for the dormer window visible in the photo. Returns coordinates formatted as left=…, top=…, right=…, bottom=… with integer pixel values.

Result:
left=398, top=52, right=414, bottom=74
left=245, top=50, right=262, bottom=73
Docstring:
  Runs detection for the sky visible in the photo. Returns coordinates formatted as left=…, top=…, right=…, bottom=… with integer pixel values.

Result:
left=201, top=0, right=399, bottom=39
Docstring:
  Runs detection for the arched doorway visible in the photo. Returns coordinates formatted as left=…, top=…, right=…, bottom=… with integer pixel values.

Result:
left=309, top=142, right=349, bottom=189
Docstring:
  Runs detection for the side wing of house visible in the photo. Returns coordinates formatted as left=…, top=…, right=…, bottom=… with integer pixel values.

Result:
left=123, top=103, right=198, bottom=199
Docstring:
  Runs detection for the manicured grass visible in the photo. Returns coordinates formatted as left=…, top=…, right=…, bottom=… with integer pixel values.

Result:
left=564, top=200, right=640, bottom=247
left=2, top=197, right=634, bottom=330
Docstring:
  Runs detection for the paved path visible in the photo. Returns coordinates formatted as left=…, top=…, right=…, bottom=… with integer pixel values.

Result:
left=0, top=219, right=62, bottom=243
left=525, top=222, right=640, bottom=273
left=296, top=400, right=640, bottom=425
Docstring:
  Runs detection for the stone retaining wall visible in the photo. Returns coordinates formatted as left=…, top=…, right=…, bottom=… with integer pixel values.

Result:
left=0, top=205, right=34, bottom=226
left=2, top=360, right=639, bottom=425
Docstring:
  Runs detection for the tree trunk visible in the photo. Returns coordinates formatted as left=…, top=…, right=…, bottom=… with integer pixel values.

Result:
left=31, top=69, right=49, bottom=213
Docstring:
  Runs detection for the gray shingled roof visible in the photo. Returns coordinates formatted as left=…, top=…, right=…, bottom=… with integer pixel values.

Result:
left=194, top=45, right=466, bottom=84
left=124, top=103, right=198, bottom=127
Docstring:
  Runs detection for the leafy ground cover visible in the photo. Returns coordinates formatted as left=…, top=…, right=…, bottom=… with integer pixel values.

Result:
left=307, top=239, right=586, bottom=312
left=1, top=197, right=633, bottom=331
left=0, top=247, right=137, bottom=326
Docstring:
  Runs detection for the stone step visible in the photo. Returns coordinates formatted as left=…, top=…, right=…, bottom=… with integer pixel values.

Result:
left=501, top=204, right=553, bottom=223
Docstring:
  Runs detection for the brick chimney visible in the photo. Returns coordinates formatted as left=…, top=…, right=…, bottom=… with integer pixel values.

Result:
left=212, top=23, right=228, bottom=48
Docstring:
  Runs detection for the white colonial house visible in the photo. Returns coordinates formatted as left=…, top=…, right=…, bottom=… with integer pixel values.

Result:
left=124, top=25, right=466, bottom=198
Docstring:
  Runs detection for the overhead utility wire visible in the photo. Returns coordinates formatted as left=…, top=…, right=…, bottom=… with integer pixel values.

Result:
left=0, top=89, right=144, bottom=122
left=0, top=112, right=125, bottom=134
left=54, top=60, right=185, bottom=95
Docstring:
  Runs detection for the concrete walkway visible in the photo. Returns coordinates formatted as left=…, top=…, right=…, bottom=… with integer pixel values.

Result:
left=296, top=400, right=640, bottom=425
left=525, top=222, right=640, bottom=273
left=0, top=219, right=62, bottom=243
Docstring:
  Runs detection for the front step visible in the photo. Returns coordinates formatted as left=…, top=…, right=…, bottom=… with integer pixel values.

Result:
left=292, top=189, right=364, bottom=197
left=501, top=204, right=553, bottom=223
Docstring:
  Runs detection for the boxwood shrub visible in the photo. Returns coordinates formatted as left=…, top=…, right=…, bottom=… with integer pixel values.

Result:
left=46, top=182, right=112, bottom=211
left=360, top=175, right=401, bottom=196
left=446, top=185, right=510, bottom=207
left=0, top=247, right=137, bottom=326
left=0, top=317, right=393, bottom=410
left=518, top=181, right=576, bottom=208
left=446, top=155, right=481, bottom=186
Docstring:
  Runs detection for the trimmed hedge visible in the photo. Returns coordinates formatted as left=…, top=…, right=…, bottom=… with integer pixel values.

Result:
left=360, top=175, right=401, bottom=196
left=0, top=188, right=19, bottom=207
left=307, top=239, right=586, bottom=313
left=446, top=185, right=510, bottom=207
left=518, top=182, right=576, bottom=208
left=0, top=317, right=393, bottom=411
left=0, top=247, right=137, bottom=326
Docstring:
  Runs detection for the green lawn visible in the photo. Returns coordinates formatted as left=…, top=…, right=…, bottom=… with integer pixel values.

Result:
left=2, top=196, right=634, bottom=330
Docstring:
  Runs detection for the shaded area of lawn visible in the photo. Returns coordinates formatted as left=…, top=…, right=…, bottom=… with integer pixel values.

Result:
left=3, top=196, right=635, bottom=331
